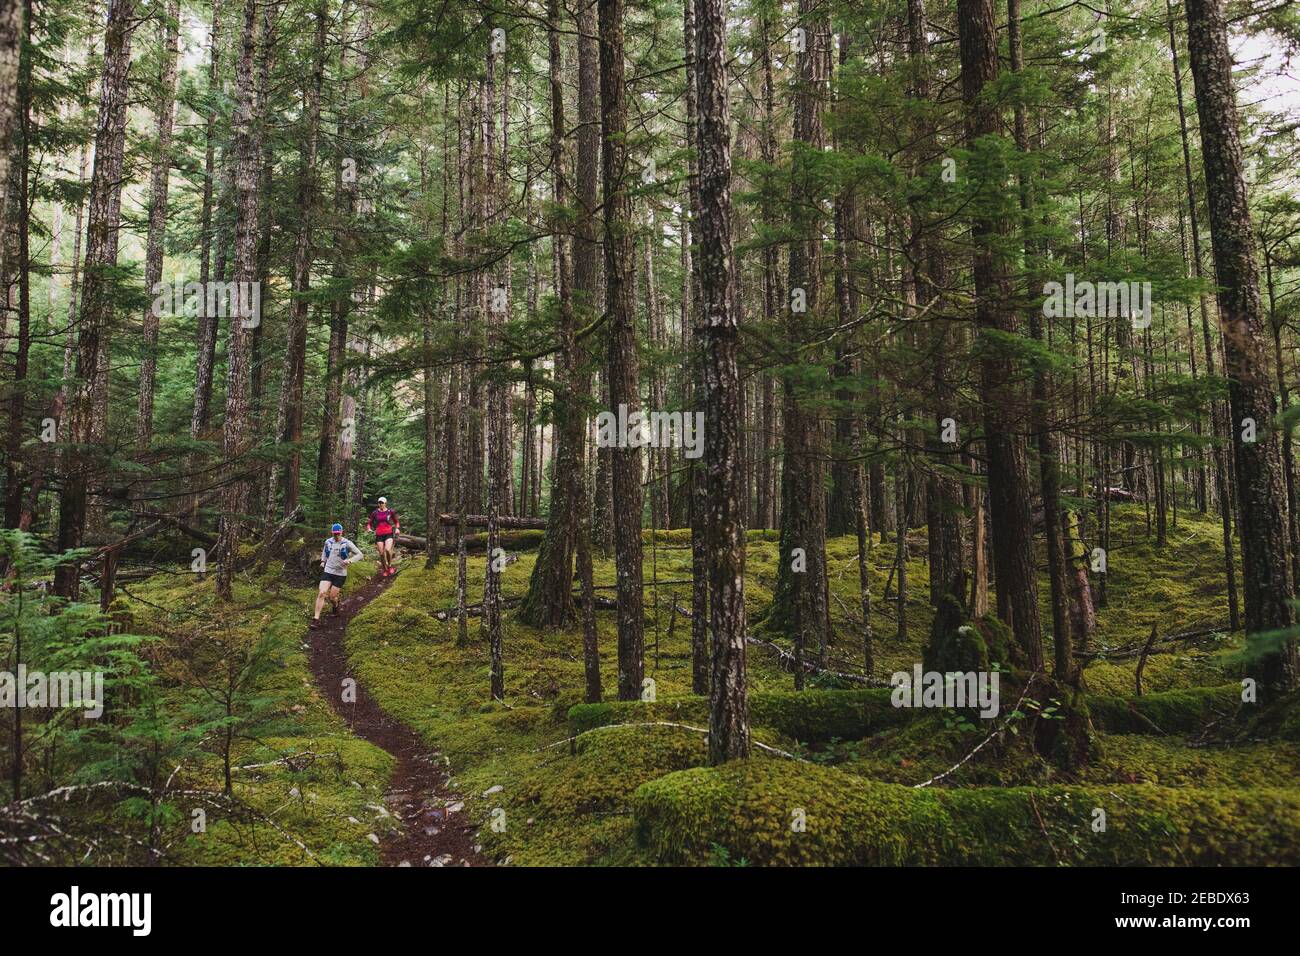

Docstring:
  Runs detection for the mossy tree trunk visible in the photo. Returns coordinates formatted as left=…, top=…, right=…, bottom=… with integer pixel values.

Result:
left=1185, top=0, right=1297, bottom=697
left=695, top=0, right=750, bottom=763
left=956, top=0, right=1043, bottom=668
left=771, top=0, right=831, bottom=685
left=598, top=0, right=645, bottom=701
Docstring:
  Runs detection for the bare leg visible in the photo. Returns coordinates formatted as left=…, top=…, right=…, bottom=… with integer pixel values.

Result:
left=313, top=581, right=331, bottom=620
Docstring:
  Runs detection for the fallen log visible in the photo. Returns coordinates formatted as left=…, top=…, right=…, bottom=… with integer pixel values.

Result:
left=395, top=529, right=542, bottom=554
left=435, top=513, right=547, bottom=530
left=1072, top=624, right=1229, bottom=661
left=431, top=591, right=618, bottom=622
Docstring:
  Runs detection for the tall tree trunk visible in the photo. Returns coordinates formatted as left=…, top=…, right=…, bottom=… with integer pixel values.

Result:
left=827, top=33, right=858, bottom=541
left=772, top=0, right=831, bottom=685
left=906, top=0, right=965, bottom=612
left=1167, top=1, right=1240, bottom=630
left=684, top=0, right=709, bottom=696
left=135, top=0, right=180, bottom=449
left=53, top=0, right=137, bottom=598
left=520, top=0, right=583, bottom=628
left=598, top=0, right=644, bottom=701
left=1185, top=0, right=1297, bottom=695
left=214, top=0, right=262, bottom=600
left=956, top=0, right=1043, bottom=667
left=482, top=43, right=506, bottom=702
left=1266, top=250, right=1300, bottom=588
left=695, top=0, right=750, bottom=761
left=573, top=0, right=602, bottom=697
left=316, top=16, right=357, bottom=513
left=3, top=0, right=31, bottom=532
left=192, top=0, right=223, bottom=445
left=0, top=0, right=24, bottom=276
left=267, top=0, right=325, bottom=520
left=1010, top=0, right=1070, bottom=681
left=756, top=16, right=779, bottom=534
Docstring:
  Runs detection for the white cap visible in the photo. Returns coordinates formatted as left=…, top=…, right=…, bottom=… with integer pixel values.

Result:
left=378, top=496, right=387, bottom=503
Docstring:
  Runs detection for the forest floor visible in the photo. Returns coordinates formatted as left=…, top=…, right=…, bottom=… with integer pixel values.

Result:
left=117, top=505, right=1300, bottom=865
left=304, top=569, right=485, bottom=866
left=123, top=559, right=400, bottom=864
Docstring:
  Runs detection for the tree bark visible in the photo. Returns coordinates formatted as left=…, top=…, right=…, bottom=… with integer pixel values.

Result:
left=2, top=0, right=31, bottom=533
left=1166, top=0, right=1240, bottom=631
left=192, top=0, right=225, bottom=445
left=135, top=0, right=181, bottom=449
left=0, top=0, right=24, bottom=276
left=772, top=0, right=832, bottom=685
left=266, top=1, right=325, bottom=520
left=598, top=0, right=645, bottom=701
left=1185, top=0, right=1297, bottom=694
left=214, top=0, right=262, bottom=600
left=695, top=0, right=750, bottom=761
left=482, top=43, right=506, bottom=702
left=1009, top=0, right=1070, bottom=681
left=956, top=0, right=1043, bottom=667
left=54, top=0, right=137, bottom=598
left=683, top=0, right=709, bottom=696
left=519, top=0, right=582, bottom=628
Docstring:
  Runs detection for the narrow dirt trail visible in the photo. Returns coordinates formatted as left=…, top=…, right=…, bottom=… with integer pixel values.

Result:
left=306, top=566, right=486, bottom=867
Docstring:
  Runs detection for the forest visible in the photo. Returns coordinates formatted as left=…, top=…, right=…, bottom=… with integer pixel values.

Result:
left=1, top=0, right=1299, bottom=873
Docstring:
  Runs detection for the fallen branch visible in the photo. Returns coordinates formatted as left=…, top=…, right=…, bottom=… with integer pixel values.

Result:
left=1074, top=623, right=1228, bottom=661
left=911, top=675, right=1036, bottom=789
left=1134, top=622, right=1159, bottom=697
left=745, top=634, right=888, bottom=687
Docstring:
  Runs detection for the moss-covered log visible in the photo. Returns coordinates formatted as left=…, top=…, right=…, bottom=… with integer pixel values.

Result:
left=632, top=759, right=1300, bottom=865
left=568, top=687, right=906, bottom=744
left=1089, top=684, right=1243, bottom=735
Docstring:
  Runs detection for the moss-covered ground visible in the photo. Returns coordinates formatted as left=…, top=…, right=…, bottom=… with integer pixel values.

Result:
left=329, top=505, right=1296, bottom=865
left=119, top=557, right=400, bottom=865
left=106, top=506, right=1295, bottom=865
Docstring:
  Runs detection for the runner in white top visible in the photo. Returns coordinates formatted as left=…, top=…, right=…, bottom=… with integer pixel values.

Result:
left=311, top=523, right=362, bottom=629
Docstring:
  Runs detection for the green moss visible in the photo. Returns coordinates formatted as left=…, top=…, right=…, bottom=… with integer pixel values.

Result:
left=1089, top=684, right=1244, bottom=735
left=175, top=736, right=398, bottom=866
left=475, top=724, right=710, bottom=865
left=324, top=505, right=1288, bottom=867
left=1247, top=690, right=1300, bottom=742
left=568, top=687, right=906, bottom=745
left=1075, top=511, right=1235, bottom=653
left=837, top=714, right=1053, bottom=786
left=1082, top=647, right=1235, bottom=696
left=632, top=759, right=1300, bottom=866
left=1083, top=734, right=1300, bottom=788
left=122, top=561, right=396, bottom=865
left=974, top=616, right=1012, bottom=667
left=924, top=600, right=990, bottom=675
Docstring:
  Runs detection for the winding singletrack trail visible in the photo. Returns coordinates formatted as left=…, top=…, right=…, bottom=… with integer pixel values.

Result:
left=306, top=566, right=486, bottom=867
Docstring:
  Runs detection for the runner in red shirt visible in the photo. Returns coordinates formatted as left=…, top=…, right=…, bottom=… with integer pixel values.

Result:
left=368, top=496, right=401, bottom=577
